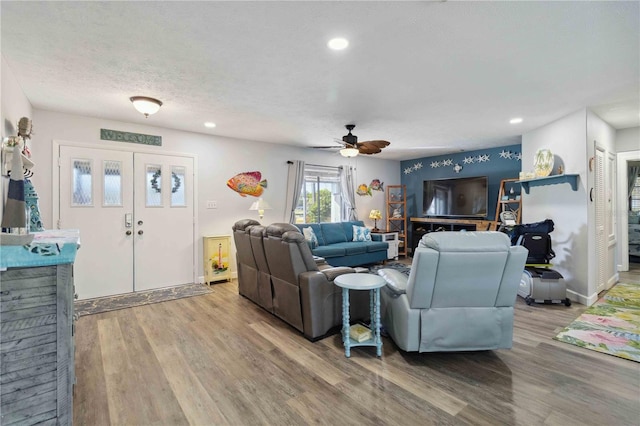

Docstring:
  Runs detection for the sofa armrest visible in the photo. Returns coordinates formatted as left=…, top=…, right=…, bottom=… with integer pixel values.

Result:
left=377, top=268, right=408, bottom=296
left=320, top=266, right=355, bottom=281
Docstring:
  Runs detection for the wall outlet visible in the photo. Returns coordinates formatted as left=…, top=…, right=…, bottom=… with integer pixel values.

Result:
left=206, top=200, right=217, bottom=209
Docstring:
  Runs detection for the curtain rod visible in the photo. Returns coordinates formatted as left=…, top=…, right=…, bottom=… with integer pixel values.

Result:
left=287, top=161, right=343, bottom=169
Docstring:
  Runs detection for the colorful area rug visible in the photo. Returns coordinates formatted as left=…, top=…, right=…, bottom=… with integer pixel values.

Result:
left=554, top=282, right=640, bottom=362
left=75, top=283, right=213, bottom=317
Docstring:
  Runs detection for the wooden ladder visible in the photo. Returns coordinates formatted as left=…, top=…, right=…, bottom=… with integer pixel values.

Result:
left=495, top=178, right=522, bottom=224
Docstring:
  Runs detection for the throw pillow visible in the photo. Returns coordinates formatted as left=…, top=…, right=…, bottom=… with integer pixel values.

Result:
left=302, top=227, right=318, bottom=248
left=352, top=225, right=372, bottom=242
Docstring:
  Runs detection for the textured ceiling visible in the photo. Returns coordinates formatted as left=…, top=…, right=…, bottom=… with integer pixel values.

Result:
left=1, top=1, right=638, bottom=160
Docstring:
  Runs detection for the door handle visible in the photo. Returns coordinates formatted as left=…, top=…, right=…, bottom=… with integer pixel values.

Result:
left=138, top=230, right=144, bottom=235
left=125, top=213, right=132, bottom=228
left=138, top=220, right=143, bottom=225
left=126, top=230, right=132, bottom=236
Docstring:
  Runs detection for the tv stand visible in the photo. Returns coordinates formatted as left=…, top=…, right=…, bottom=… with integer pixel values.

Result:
left=409, top=217, right=497, bottom=255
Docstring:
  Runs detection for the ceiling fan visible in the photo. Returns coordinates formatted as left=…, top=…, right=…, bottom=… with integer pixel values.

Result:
left=314, top=124, right=391, bottom=157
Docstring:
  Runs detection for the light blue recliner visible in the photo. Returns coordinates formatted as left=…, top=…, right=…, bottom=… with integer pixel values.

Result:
left=377, top=231, right=528, bottom=352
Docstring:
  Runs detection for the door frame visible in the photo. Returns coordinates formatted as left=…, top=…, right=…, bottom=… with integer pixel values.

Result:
left=52, top=139, right=199, bottom=285
left=616, top=149, right=640, bottom=272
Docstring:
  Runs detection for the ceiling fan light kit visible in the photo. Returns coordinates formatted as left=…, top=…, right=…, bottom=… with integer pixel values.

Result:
left=340, top=147, right=359, bottom=157
left=130, top=96, right=163, bottom=117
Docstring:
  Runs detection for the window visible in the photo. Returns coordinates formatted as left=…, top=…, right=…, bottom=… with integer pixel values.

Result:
left=294, top=165, right=342, bottom=223
left=631, top=170, right=640, bottom=213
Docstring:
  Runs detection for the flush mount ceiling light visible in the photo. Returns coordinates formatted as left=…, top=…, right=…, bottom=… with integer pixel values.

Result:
left=509, top=117, right=523, bottom=124
left=327, top=37, right=349, bottom=50
left=340, top=147, right=359, bottom=157
left=204, top=122, right=216, bottom=128
left=129, top=96, right=163, bottom=118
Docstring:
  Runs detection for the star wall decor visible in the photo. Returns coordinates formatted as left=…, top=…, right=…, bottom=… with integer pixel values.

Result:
left=498, top=150, right=521, bottom=161
left=413, top=162, right=423, bottom=170
left=430, top=161, right=440, bottom=168
left=453, top=163, right=463, bottom=173
left=463, top=156, right=475, bottom=164
left=442, top=159, right=453, bottom=166
left=477, top=154, right=490, bottom=162
left=404, top=167, right=413, bottom=174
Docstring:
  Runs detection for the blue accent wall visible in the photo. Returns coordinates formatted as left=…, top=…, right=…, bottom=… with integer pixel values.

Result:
left=400, top=144, right=521, bottom=220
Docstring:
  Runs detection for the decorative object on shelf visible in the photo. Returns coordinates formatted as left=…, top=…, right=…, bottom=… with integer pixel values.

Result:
left=100, top=128, right=162, bottom=146
left=226, top=171, right=267, bottom=197
left=369, top=209, right=382, bottom=231
left=1, top=136, right=33, bottom=246
left=349, top=323, right=372, bottom=343
left=249, top=197, right=271, bottom=219
left=150, top=170, right=181, bottom=193
left=557, top=165, right=564, bottom=175
left=387, top=185, right=407, bottom=257
left=357, top=183, right=372, bottom=196
left=24, top=179, right=44, bottom=232
left=369, top=179, right=384, bottom=191
left=534, top=148, right=554, bottom=177
left=129, top=96, right=163, bottom=117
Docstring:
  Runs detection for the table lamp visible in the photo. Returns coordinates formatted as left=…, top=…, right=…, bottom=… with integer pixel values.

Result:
left=249, top=198, right=271, bottom=219
left=369, top=209, right=382, bottom=232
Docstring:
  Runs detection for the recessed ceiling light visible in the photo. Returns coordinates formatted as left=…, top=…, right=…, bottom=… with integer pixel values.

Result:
left=509, top=117, right=523, bottom=124
left=204, top=122, right=216, bottom=128
left=327, top=37, right=349, bottom=50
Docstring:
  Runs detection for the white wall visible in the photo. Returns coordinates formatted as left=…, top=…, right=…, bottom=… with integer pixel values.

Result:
left=30, top=109, right=400, bottom=276
left=1, top=56, right=32, bottom=138
left=522, top=109, right=590, bottom=304
left=522, top=108, right=618, bottom=306
left=616, top=127, right=640, bottom=152
left=1, top=55, right=33, bottom=219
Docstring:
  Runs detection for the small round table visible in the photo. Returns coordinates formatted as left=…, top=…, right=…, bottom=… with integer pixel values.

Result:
left=333, top=273, right=386, bottom=358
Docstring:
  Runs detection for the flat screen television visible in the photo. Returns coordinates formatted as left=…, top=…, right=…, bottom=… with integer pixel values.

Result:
left=423, top=176, right=488, bottom=218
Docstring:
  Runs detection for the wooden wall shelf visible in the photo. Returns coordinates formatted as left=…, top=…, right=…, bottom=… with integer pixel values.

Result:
left=518, top=174, right=579, bottom=194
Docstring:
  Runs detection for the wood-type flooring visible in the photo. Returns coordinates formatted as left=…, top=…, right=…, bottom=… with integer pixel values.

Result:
left=73, top=265, right=640, bottom=425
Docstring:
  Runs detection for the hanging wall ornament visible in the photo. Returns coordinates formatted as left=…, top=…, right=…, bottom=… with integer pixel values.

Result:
left=453, top=163, right=463, bottom=173
left=357, top=183, right=372, bottom=196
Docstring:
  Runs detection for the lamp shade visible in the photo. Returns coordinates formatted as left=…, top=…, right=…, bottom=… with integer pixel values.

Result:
left=369, top=209, right=382, bottom=220
left=340, top=147, right=359, bottom=158
left=249, top=198, right=272, bottom=219
left=130, top=96, right=163, bottom=117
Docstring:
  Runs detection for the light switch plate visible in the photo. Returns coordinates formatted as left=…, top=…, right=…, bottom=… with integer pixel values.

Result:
left=206, top=200, right=217, bottom=209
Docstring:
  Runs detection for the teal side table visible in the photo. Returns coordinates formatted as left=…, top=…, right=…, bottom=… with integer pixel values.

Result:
left=333, top=273, right=385, bottom=358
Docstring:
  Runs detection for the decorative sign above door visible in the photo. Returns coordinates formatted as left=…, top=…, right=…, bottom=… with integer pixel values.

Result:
left=100, top=128, right=162, bottom=146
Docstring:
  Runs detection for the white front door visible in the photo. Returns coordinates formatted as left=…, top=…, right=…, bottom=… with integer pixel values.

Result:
left=59, top=146, right=194, bottom=299
left=133, top=153, right=194, bottom=291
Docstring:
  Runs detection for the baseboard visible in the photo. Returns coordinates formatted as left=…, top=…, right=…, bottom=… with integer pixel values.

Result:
left=567, top=288, right=599, bottom=306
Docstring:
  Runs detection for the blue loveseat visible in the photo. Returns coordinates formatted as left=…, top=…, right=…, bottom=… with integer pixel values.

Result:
left=295, top=221, right=388, bottom=267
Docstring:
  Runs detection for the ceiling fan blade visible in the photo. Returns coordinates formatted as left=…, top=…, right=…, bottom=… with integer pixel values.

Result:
left=312, top=145, right=342, bottom=149
left=359, top=140, right=390, bottom=148
left=358, top=145, right=382, bottom=155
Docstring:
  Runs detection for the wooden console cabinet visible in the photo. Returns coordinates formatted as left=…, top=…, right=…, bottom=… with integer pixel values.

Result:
left=409, top=217, right=496, bottom=255
left=1, top=231, right=79, bottom=426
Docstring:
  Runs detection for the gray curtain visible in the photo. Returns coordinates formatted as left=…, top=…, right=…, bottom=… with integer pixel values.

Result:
left=340, top=165, right=357, bottom=221
left=628, top=166, right=640, bottom=205
left=284, top=160, right=305, bottom=223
